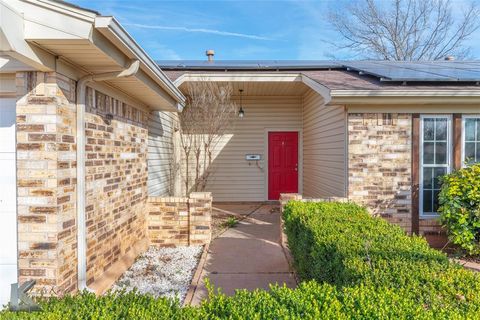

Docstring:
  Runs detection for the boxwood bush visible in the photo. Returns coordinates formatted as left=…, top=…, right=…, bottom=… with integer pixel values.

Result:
left=2, top=201, right=480, bottom=319
left=282, top=201, right=480, bottom=317
left=439, top=163, right=480, bottom=255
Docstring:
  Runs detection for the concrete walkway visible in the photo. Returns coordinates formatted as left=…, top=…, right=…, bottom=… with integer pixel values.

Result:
left=191, top=203, right=297, bottom=305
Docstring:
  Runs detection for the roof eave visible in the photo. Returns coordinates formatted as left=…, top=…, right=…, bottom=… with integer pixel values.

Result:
left=94, top=16, right=185, bottom=108
left=330, top=89, right=480, bottom=105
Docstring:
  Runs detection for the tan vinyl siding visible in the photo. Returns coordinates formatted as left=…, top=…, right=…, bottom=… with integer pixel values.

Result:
left=0, top=74, right=16, bottom=95
left=205, top=96, right=303, bottom=201
left=148, top=111, right=177, bottom=196
left=302, top=90, right=346, bottom=197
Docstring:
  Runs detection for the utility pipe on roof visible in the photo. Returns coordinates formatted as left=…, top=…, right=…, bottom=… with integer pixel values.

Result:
left=76, top=60, right=140, bottom=292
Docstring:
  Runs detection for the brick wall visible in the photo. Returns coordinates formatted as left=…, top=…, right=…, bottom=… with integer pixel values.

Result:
left=16, top=71, right=77, bottom=295
left=348, top=113, right=413, bottom=232
left=347, top=113, right=444, bottom=236
left=147, top=192, right=211, bottom=247
left=14, top=74, right=208, bottom=295
left=84, top=88, right=149, bottom=285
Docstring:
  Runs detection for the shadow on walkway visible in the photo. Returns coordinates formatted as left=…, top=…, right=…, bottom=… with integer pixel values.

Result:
left=191, top=203, right=297, bottom=305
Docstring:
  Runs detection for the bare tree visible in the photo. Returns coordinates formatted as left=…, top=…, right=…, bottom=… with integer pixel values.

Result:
left=329, top=0, right=480, bottom=60
left=178, top=81, right=237, bottom=194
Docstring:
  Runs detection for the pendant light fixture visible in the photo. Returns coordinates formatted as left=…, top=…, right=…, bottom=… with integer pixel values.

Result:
left=238, top=89, right=245, bottom=118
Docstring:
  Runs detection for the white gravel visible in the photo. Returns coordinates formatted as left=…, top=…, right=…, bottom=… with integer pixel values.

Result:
left=112, top=245, right=203, bottom=303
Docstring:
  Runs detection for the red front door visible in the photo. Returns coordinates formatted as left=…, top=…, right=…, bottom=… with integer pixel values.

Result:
left=268, top=131, right=298, bottom=200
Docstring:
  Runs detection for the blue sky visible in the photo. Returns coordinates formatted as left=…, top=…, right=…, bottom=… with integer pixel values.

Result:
left=72, top=0, right=480, bottom=61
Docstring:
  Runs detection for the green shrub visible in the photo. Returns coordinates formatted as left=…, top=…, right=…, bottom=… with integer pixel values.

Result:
left=0, top=290, right=196, bottom=320
left=3, top=201, right=480, bottom=319
left=4, top=281, right=478, bottom=320
left=282, top=201, right=480, bottom=317
left=439, top=163, right=480, bottom=255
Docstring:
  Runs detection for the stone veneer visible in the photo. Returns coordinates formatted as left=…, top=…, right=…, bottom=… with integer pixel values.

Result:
left=16, top=71, right=78, bottom=295
left=84, top=89, right=149, bottom=285
left=348, top=113, right=413, bottom=232
left=147, top=192, right=212, bottom=247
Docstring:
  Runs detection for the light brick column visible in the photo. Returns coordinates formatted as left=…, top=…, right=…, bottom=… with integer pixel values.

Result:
left=16, top=72, right=77, bottom=295
left=279, top=193, right=302, bottom=213
left=188, top=192, right=212, bottom=245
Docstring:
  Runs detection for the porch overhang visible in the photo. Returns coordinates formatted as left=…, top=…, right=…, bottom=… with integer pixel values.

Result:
left=174, top=72, right=332, bottom=102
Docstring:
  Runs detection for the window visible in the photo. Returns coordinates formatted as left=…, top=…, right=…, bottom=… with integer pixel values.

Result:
left=420, top=116, right=451, bottom=216
left=462, top=115, right=480, bottom=165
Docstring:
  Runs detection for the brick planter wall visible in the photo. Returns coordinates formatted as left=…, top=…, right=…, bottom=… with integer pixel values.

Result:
left=147, top=192, right=212, bottom=247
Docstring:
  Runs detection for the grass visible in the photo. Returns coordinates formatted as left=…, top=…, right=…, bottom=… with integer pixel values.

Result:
left=222, top=216, right=238, bottom=228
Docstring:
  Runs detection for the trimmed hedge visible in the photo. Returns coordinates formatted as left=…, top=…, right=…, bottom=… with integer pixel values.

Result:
left=282, top=201, right=480, bottom=317
left=2, top=282, right=476, bottom=320
left=2, top=201, right=480, bottom=319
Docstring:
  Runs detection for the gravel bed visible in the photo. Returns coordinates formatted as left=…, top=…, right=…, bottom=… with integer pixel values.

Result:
left=112, top=246, right=203, bottom=303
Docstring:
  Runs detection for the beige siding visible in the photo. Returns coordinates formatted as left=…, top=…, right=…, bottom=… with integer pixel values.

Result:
left=302, top=90, right=346, bottom=197
left=148, top=111, right=177, bottom=196
left=0, top=74, right=16, bottom=95
left=205, top=96, right=303, bottom=201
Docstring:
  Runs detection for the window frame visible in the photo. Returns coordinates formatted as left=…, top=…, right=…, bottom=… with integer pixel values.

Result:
left=419, top=114, right=452, bottom=218
left=461, top=114, right=480, bottom=167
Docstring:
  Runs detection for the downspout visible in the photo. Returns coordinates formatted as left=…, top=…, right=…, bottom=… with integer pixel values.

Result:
left=76, top=60, right=140, bottom=291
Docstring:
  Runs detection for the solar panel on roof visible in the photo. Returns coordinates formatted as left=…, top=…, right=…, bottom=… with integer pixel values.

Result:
left=156, top=60, right=342, bottom=70
left=157, top=59, right=480, bottom=82
left=400, top=62, right=480, bottom=80
left=343, top=61, right=456, bottom=81
left=411, top=61, right=480, bottom=72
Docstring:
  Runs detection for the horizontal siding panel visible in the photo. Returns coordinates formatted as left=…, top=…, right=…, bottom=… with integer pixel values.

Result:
left=302, top=90, right=346, bottom=198
left=203, top=97, right=302, bottom=201
left=147, top=111, right=176, bottom=196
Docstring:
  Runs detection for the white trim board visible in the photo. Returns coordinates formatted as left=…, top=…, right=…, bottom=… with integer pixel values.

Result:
left=461, top=114, right=480, bottom=167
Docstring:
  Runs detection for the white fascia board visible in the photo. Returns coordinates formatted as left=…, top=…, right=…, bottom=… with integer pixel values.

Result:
left=330, top=89, right=480, bottom=105
left=174, top=73, right=303, bottom=86
left=0, top=1, right=55, bottom=71
left=13, top=0, right=95, bottom=40
left=331, top=89, right=480, bottom=97
left=94, top=16, right=185, bottom=108
left=21, top=0, right=97, bottom=21
left=301, top=74, right=331, bottom=104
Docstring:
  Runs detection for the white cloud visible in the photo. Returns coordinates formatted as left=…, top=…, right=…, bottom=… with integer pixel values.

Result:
left=124, top=23, right=273, bottom=41
left=143, top=42, right=182, bottom=60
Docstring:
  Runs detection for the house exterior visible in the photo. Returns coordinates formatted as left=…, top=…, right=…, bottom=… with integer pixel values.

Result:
left=0, top=0, right=188, bottom=304
left=158, top=60, right=480, bottom=243
left=1, top=0, right=479, bottom=306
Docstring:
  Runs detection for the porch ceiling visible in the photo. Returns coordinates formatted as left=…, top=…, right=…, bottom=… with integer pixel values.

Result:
left=179, top=81, right=311, bottom=96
